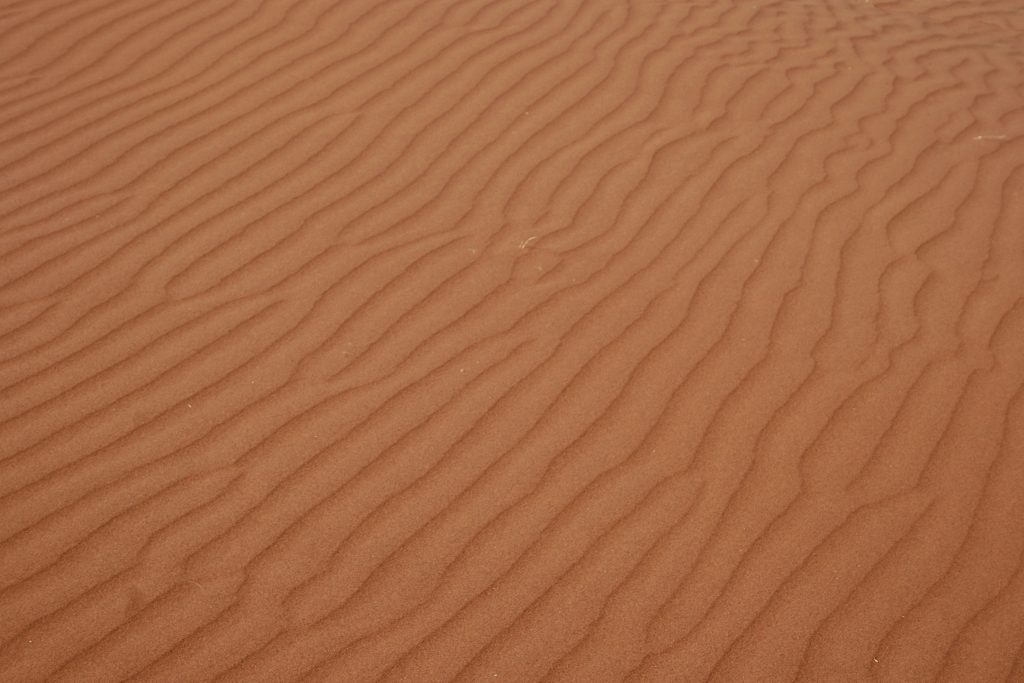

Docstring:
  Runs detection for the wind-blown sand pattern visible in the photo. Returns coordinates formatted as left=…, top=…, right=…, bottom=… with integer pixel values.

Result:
left=1, top=0, right=1024, bottom=680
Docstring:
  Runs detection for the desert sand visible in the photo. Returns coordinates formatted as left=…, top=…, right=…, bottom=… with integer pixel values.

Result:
left=1, top=0, right=1024, bottom=680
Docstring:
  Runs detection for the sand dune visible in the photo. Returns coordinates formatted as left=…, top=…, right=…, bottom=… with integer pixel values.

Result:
left=2, top=0, right=1024, bottom=680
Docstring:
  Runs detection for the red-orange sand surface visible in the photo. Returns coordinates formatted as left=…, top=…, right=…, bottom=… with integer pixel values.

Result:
left=2, top=0, right=1024, bottom=681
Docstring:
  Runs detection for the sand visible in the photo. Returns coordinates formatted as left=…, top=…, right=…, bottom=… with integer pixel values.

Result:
left=1, top=0, right=1023, bottom=680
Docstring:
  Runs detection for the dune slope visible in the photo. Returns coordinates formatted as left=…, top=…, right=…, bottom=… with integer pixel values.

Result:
left=2, top=0, right=1024, bottom=680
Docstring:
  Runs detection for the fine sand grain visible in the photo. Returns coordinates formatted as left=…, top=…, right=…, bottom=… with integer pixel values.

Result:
left=2, top=0, right=1024, bottom=681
